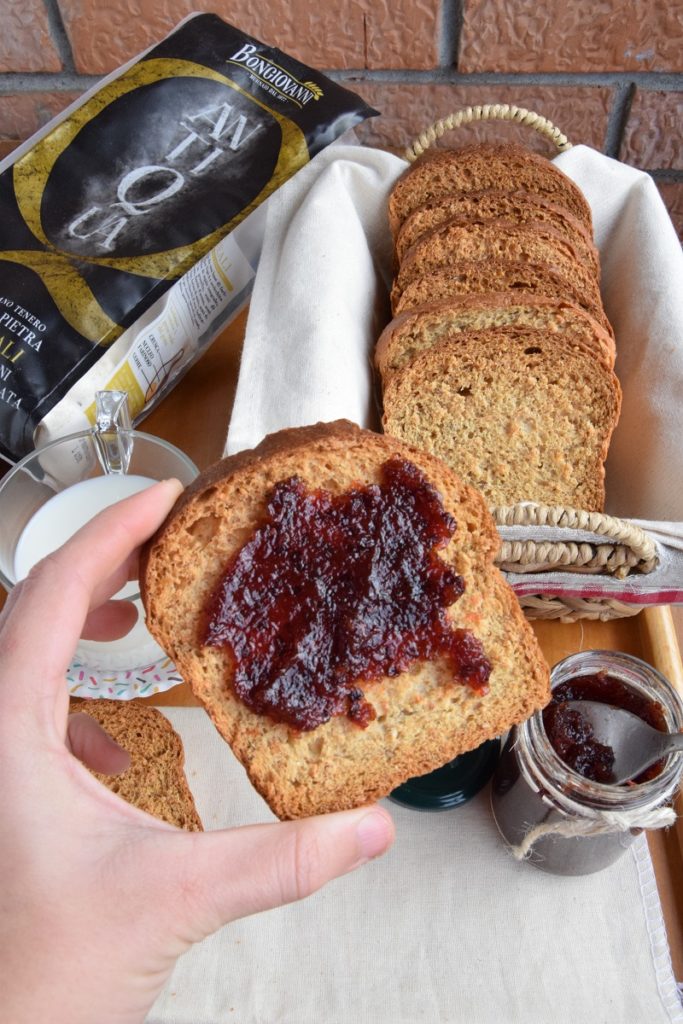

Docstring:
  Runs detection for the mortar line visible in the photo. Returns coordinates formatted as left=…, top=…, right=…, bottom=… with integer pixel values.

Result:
left=0, top=68, right=681, bottom=93
left=363, top=14, right=369, bottom=70
left=0, top=73, right=100, bottom=93
left=649, top=168, right=683, bottom=181
left=42, top=0, right=77, bottom=74
left=604, top=81, right=636, bottom=158
left=439, top=0, right=464, bottom=68
left=328, top=68, right=683, bottom=89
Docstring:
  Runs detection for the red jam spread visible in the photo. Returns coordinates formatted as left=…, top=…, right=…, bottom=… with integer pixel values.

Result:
left=203, top=457, right=491, bottom=731
left=543, top=671, right=667, bottom=784
left=543, top=703, right=615, bottom=783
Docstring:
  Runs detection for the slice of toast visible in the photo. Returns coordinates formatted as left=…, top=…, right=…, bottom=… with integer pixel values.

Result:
left=388, top=143, right=593, bottom=237
left=71, top=699, right=202, bottom=831
left=381, top=331, right=621, bottom=510
left=375, top=296, right=616, bottom=382
left=392, top=259, right=613, bottom=338
left=141, top=421, right=550, bottom=820
left=393, top=218, right=589, bottom=304
left=394, top=189, right=599, bottom=273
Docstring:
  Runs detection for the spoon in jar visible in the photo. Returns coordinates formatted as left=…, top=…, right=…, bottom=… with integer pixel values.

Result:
left=565, top=701, right=683, bottom=784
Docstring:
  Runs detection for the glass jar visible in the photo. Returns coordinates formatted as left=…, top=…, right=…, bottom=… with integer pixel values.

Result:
left=490, top=650, right=683, bottom=876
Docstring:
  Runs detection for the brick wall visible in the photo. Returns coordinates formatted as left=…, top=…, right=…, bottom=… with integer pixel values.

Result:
left=0, top=0, right=681, bottom=237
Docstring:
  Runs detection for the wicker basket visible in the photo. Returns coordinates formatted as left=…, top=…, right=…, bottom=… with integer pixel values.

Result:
left=494, top=503, right=658, bottom=621
left=402, top=105, right=658, bottom=622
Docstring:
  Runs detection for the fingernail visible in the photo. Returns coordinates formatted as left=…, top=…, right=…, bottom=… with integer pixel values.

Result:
left=153, top=478, right=184, bottom=499
left=356, top=807, right=394, bottom=861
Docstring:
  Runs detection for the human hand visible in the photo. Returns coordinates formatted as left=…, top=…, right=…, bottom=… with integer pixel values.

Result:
left=0, top=480, right=395, bottom=1024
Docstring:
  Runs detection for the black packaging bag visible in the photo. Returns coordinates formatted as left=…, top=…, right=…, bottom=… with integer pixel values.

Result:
left=0, top=14, right=377, bottom=463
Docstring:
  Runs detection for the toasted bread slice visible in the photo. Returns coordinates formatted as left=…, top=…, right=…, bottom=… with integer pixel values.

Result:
left=375, top=296, right=616, bottom=382
left=71, top=699, right=202, bottom=831
left=382, top=333, right=621, bottom=510
left=392, top=260, right=613, bottom=338
left=394, top=189, right=599, bottom=273
left=388, top=143, right=593, bottom=237
left=393, top=218, right=590, bottom=304
left=141, top=422, right=550, bottom=820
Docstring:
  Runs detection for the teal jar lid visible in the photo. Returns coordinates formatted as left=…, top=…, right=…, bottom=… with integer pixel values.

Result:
left=389, top=739, right=501, bottom=811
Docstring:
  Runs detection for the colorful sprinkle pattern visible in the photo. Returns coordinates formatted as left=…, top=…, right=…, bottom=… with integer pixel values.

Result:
left=66, top=657, right=184, bottom=699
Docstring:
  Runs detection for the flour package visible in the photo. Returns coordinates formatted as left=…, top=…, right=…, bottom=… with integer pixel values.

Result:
left=0, top=13, right=377, bottom=464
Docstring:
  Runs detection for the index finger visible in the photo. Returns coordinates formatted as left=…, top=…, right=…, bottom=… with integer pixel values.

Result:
left=0, top=478, right=183, bottom=706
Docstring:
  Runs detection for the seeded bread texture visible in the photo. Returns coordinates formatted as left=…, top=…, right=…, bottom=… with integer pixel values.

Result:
left=382, top=332, right=621, bottom=510
left=393, top=218, right=589, bottom=303
left=388, top=143, right=593, bottom=237
left=71, top=699, right=202, bottom=831
left=392, top=260, right=612, bottom=337
left=395, top=189, right=599, bottom=273
left=375, top=296, right=616, bottom=382
left=141, top=421, right=550, bottom=821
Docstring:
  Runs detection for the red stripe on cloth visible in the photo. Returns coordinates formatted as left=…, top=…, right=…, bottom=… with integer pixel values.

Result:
left=510, top=584, right=683, bottom=605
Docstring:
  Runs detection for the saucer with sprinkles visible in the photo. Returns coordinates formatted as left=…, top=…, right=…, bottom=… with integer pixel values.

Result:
left=67, top=657, right=184, bottom=700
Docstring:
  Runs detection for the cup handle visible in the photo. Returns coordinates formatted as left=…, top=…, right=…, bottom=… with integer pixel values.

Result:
left=93, top=390, right=133, bottom=474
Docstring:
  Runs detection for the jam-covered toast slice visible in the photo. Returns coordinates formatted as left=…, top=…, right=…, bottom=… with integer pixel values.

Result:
left=141, top=421, right=549, bottom=819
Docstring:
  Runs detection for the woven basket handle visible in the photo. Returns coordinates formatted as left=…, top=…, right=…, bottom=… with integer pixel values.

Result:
left=404, top=104, right=574, bottom=163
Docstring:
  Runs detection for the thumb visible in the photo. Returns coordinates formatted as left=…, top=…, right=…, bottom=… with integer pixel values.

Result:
left=67, top=712, right=132, bottom=775
left=164, top=805, right=394, bottom=942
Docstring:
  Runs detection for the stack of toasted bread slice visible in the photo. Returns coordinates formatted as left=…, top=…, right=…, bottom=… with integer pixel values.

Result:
left=379, top=142, right=621, bottom=511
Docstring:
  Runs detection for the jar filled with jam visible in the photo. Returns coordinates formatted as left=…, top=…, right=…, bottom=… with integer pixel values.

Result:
left=490, top=651, right=683, bottom=876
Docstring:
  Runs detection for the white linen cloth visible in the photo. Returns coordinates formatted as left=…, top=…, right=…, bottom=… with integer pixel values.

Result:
left=148, top=708, right=683, bottom=1024
left=226, top=142, right=683, bottom=605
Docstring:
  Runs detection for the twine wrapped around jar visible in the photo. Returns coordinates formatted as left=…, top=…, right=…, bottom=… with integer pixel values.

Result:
left=508, top=805, right=677, bottom=861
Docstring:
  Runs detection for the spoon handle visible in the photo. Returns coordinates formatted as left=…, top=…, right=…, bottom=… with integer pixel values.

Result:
left=660, top=732, right=683, bottom=757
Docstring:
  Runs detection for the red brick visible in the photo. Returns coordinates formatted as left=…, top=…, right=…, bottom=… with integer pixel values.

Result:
left=364, top=0, right=440, bottom=69
left=353, top=84, right=611, bottom=156
left=656, top=183, right=683, bottom=242
left=0, top=140, right=19, bottom=162
left=621, top=91, right=683, bottom=170
left=0, top=0, right=62, bottom=72
left=57, top=0, right=439, bottom=75
left=0, top=93, right=80, bottom=141
left=459, top=0, right=683, bottom=73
